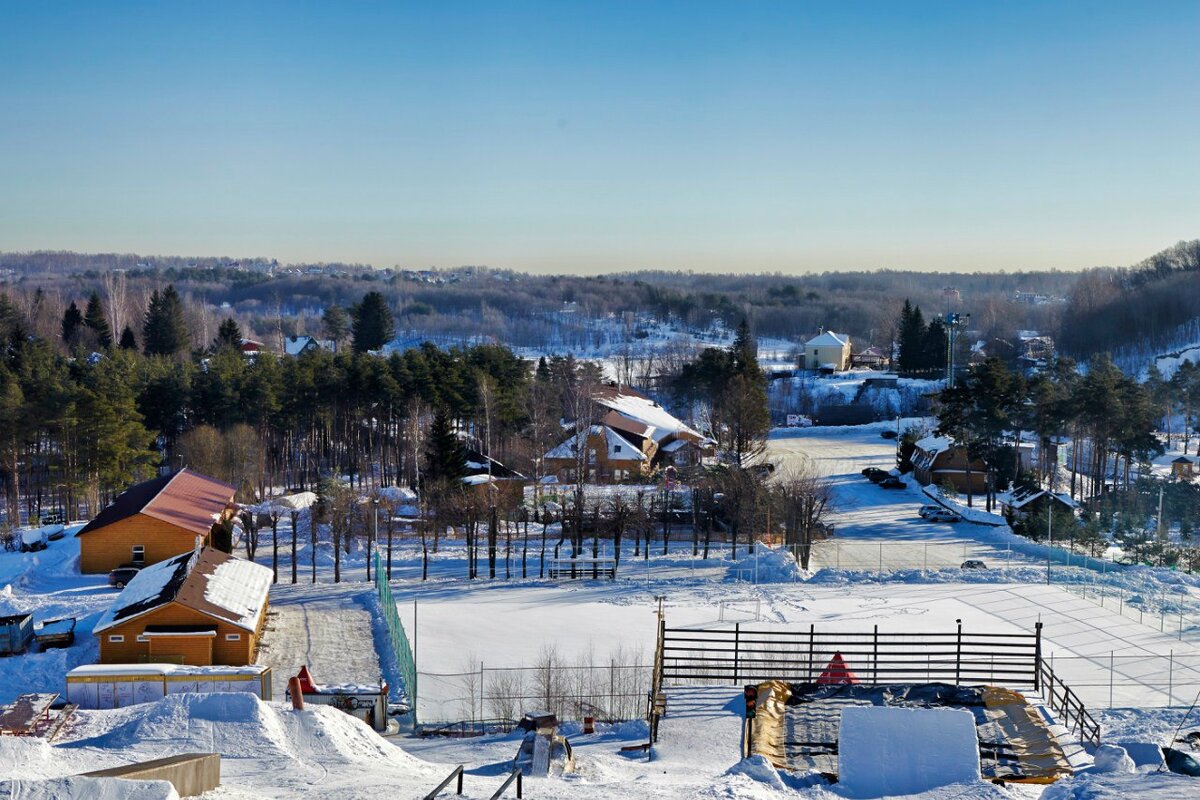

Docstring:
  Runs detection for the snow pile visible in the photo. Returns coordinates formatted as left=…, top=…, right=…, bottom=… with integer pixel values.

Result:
left=837, top=706, right=981, bottom=797
left=0, top=777, right=179, bottom=800
left=1093, top=744, right=1136, bottom=773
left=74, top=693, right=425, bottom=770
left=723, top=755, right=788, bottom=790
left=1041, top=771, right=1200, bottom=800
left=0, top=736, right=56, bottom=780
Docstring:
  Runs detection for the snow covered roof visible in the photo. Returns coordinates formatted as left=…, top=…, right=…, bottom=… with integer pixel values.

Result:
left=1004, top=487, right=1080, bottom=510
left=805, top=331, right=849, bottom=348
left=273, top=491, right=318, bottom=511
left=375, top=486, right=418, bottom=503
left=544, top=425, right=647, bottom=462
left=592, top=386, right=700, bottom=444
left=78, top=469, right=236, bottom=538
left=67, top=663, right=269, bottom=677
left=914, top=435, right=954, bottom=457
left=94, top=547, right=272, bottom=634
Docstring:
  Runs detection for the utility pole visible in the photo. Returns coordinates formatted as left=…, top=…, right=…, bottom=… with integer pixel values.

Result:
left=1046, top=504, right=1053, bottom=585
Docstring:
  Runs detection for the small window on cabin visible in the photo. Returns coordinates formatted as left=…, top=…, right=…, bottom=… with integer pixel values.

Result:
left=226, top=633, right=241, bottom=641
left=614, top=444, right=621, bottom=453
left=109, top=635, right=124, bottom=643
left=136, top=635, right=149, bottom=643
left=131, top=545, right=145, bottom=563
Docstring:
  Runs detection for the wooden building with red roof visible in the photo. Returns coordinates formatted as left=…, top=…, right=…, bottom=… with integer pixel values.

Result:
left=77, top=469, right=238, bottom=574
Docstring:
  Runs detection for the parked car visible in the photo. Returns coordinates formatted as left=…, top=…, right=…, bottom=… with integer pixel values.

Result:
left=917, top=505, right=942, bottom=518
left=880, top=429, right=898, bottom=440
left=961, top=560, right=988, bottom=570
left=39, top=509, right=66, bottom=526
left=879, top=477, right=906, bottom=489
left=926, top=509, right=961, bottom=523
left=861, top=467, right=889, bottom=482
left=107, top=565, right=142, bottom=589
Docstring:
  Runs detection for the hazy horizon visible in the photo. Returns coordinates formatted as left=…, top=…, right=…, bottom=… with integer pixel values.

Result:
left=2, top=2, right=1197, bottom=274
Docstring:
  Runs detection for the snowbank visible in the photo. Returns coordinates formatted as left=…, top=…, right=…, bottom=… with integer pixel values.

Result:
left=0, top=777, right=179, bottom=800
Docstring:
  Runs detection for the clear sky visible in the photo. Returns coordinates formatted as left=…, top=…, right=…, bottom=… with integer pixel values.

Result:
left=1, top=1, right=1197, bottom=273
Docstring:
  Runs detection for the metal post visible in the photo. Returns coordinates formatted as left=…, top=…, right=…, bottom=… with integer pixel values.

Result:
left=733, top=623, right=741, bottom=683
left=878, top=543, right=883, bottom=574
left=413, top=599, right=419, bottom=717
left=1109, top=651, right=1114, bottom=708
left=808, top=624, right=815, bottom=681
left=873, top=625, right=879, bottom=683
left=923, top=543, right=928, bottom=573
left=955, top=619, right=962, bottom=684
left=1168, top=650, right=1174, bottom=706
left=1180, top=590, right=1186, bottom=640
left=1033, top=622, right=1043, bottom=692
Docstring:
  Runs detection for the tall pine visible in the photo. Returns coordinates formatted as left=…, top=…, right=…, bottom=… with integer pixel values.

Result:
left=84, top=292, right=113, bottom=348
left=423, top=409, right=467, bottom=483
left=61, top=302, right=84, bottom=345
left=351, top=291, right=395, bottom=353
left=142, top=285, right=189, bottom=357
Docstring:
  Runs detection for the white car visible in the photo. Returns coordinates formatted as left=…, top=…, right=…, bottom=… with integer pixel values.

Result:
left=917, top=505, right=942, bottom=518
left=926, top=509, right=961, bottom=523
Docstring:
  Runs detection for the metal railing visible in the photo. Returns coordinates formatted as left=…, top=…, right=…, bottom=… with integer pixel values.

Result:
left=1038, top=660, right=1102, bottom=747
left=422, top=765, right=463, bottom=800
left=488, top=770, right=523, bottom=800
left=658, top=621, right=1043, bottom=688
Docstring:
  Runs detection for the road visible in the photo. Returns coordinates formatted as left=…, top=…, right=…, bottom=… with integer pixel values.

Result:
left=765, top=423, right=1040, bottom=572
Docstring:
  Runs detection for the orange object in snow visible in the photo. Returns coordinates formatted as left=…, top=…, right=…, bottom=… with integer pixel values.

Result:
left=296, top=665, right=317, bottom=693
left=288, top=676, right=305, bottom=710
left=817, top=652, right=859, bottom=685
left=583, top=716, right=594, bottom=734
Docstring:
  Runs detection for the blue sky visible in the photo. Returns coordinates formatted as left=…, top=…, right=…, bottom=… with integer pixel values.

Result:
left=1, top=1, right=1197, bottom=273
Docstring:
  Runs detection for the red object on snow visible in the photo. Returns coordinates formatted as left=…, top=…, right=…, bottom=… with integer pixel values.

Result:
left=296, top=665, right=317, bottom=693
left=817, top=652, right=859, bottom=685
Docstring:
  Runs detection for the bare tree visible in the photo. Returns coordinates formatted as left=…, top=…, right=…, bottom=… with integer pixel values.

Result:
left=772, top=463, right=834, bottom=570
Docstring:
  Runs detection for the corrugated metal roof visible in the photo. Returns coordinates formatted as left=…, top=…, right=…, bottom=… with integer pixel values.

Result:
left=78, top=469, right=236, bottom=538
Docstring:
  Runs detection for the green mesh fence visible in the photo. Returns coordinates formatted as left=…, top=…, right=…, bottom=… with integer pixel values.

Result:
left=374, top=552, right=417, bottom=724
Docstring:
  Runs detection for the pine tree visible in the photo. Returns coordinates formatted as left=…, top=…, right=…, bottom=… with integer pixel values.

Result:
left=142, top=285, right=189, bottom=357
left=215, top=318, right=243, bottom=351
left=322, top=305, right=350, bottom=352
left=731, top=318, right=761, bottom=378
left=83, top=292, right=113, bottom=348
left=61, top=302, right=84, bottom=345
left=351, top=291, right=395, bottom=353
left=118, top=325, right=138, bottom=350
left=896, top=300, right=926, bottom=374
left=922, top=317, right=948, bottom=374
left=423, top=409, right=467, bottom=484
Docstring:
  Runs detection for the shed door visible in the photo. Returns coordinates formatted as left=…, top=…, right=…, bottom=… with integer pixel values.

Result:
left=149, top=635, right=213, bottom=666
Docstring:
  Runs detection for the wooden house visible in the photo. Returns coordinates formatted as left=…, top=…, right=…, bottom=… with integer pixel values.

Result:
left=911, top=435, right=988, bottom=495
left=1172, top=456, right=1197, bottom=481
left=1000, top=487, right=1079, bottom=520
left=93, top=547, right=271, bottom=667
left=77, top=470, right=238, bottom=574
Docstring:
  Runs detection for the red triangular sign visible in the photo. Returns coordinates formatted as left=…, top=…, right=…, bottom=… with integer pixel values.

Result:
left=817, top=652, right=859, bottom=685
left=296, top=665, right=317, bottom=693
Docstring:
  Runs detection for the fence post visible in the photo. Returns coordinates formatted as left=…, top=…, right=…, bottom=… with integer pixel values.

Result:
left=954, top=619, right=962, bottom=684
left=1109, top=651, right=1114, bottom=709
left=1033, top=622, right=1043, bottom=692
left=1168, top=650, right=1174, bottom=706
left=808, top=624, right=815, bottom=682
left=873, top=626, right=879, bottom=683
left=734, top=623, right=741, bottom=683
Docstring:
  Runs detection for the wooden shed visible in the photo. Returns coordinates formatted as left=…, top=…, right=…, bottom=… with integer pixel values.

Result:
left=93, top=547, right=271, bottom=667
left=911, top=435, right=988, bottom=495
left=77, top=469, right=238, bottom=574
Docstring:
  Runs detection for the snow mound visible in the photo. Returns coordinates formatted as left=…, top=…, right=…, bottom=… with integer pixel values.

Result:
left=0, top=737, right=56, bottom=780
left=74, top=693, right=423, bottom=769
left=0, top=777, right=179, bottom=800
left=1093, top=744, right=1136, bottom=774
left=723, top=755, right=787, bottom=790
left=838, top=706, right=981, bottom=798
left=1041, top=771, right=1198, bottom=799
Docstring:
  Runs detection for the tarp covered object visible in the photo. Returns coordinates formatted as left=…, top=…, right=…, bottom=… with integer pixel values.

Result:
left=816, top=653, right=858, bottom=685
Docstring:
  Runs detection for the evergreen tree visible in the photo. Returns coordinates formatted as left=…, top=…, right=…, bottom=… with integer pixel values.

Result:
left=423, top=409, right=467, bottom=483
left=61, top=302, right=84, bottom=345
left=896, top=300, right=926, bottom=374
left=535, top=355, right=552, bottom=382
left=322, top=305, right=350, bottom=351
left=142, top=285, right=189, bottom=357
left=83, top=292, right=113, bottom=348
left=214, top=318, right=243, bottom=351
left=922, top=317, right=948, bottom=374
left=351, top=291, right=395, bottom=353
left=118, top=325, right=138, bottom=350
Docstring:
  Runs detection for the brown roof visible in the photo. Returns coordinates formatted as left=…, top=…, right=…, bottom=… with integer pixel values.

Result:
left=95, top=547, right=272, bottom=633
left=78, top=469, right=237, bottom=537
left=601, top=410, right=652, bottom=439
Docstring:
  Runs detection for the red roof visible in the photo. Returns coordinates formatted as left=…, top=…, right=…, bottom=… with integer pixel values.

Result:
left=78, top=469, right=237, bottom=538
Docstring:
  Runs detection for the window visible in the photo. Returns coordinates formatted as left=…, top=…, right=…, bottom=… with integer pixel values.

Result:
left=613, top=444, right=622, bottom=453
left=225, top=633, right=241, bottom=641
left=131, top=545, right=145, bottom=564
left=109, top=635, right=124, bottom=643
left=136, top=635, right=149, bottom=643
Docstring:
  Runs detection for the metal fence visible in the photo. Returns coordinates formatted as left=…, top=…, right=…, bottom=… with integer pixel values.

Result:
left=1041, top=651, right=1200, bottom=710
left=374, top=552, right=418, bottom=724
left=416, top=662, right=652, bottom=725
left=659, top=622, right=1043, bottom=688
